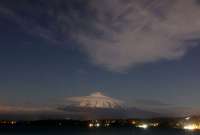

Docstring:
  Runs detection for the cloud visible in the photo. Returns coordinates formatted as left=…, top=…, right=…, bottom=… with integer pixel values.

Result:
left=77, top=0, right=200, bottom=71
left=0, top=0, right=200, bottom=71
left=0, top=105, right=54, bottom=114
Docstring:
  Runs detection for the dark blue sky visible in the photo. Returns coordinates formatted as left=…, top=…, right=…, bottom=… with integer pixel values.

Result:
left=0, top=0, right=200, bottom=115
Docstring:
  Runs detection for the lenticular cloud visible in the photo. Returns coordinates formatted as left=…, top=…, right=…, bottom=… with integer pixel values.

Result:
left=66, top=92, right=123, bottom=109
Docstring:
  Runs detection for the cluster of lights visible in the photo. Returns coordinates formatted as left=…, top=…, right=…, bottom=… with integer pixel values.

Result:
left=179, top=117, right=200, bottom=131
left=132, top=120, right=159, bottom=129
left=183, top=124, right=200, bottom=131
left=0, top=121, right=16, bottom=125
left=149, top=123, right=159, bottom=127
left=104, top=123, right=110, bottom=127
left=89, top=123, right=100, bottom=128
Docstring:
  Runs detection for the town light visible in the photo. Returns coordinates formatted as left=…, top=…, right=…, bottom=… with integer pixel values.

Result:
left=184, top=125, right=196, bottom=130
left=96, top=123, right=100, bottom=127
left=137, top=124, right=148, bottom=129
left=185, top=117, right=191, bottom=120
left=89, top=123, right=94, bottom=128
left=183, top=124, right=200, bottom=131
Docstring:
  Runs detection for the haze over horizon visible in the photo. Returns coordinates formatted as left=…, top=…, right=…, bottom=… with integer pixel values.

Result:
left=0, top=0, right=200, bottom=119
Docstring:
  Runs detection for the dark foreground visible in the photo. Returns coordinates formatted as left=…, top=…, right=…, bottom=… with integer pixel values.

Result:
left=0, top=118, right=200, bottom=134
left=0, top=128, right=200, bottom=135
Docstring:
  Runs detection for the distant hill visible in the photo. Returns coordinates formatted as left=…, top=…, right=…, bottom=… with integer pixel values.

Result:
left=0, top=106, right=162, bottom=120
left=58, top=106, right=161, bottom=120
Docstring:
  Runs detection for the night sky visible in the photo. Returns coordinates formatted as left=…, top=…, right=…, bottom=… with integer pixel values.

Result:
left=0, top=0, right=200, bottom=116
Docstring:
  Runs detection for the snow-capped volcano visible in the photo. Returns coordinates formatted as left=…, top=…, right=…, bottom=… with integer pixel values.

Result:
left=67, top=92, right=123, bottom=109
left=59, top=92, right=161, bottom=120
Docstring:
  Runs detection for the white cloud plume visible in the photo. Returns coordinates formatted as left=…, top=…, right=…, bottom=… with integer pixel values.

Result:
left=75, top=0, right=200, bottom=71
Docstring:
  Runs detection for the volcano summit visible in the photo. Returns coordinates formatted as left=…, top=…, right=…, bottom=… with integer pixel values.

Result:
left=67, top=92, right=123, bottom=109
